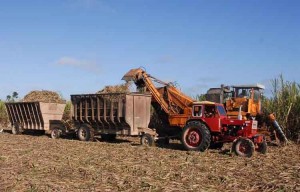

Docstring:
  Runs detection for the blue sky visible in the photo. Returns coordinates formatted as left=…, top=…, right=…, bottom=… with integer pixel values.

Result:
left=0, top=0, right=299, bottom=100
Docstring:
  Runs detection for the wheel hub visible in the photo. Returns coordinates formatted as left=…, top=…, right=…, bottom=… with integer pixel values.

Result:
left=144, top=138, right=149, bottom=145
left=238, top=141, right=250, bottom=154
left=187, top=130, right=201, bottom=147
left=80, top=129, right=87, bottom=138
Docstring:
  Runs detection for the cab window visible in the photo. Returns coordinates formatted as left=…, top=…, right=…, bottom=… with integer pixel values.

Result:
left=204, top=105, right=216, bottom=118
left=217, top=105, right=227, bottom=116
left=193, top=106, right=202, bottom=117
left=237, top=88, right=250, bottom=98
left=253, top=90, right=261, bottom=102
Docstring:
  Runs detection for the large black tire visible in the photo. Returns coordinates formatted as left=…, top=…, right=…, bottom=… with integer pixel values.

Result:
left=256, top=140, right=267, bottom=154
left=140, top=133, right=155, bottom=147
left=77, top=125, right=95, bottom=141
left=12, top=124, right=21, bottom=135
left=181, top=121, right=211, bottom=152
left=232, top=138, right=255, bottom=157
left=101, top=134, right=117, bottom=141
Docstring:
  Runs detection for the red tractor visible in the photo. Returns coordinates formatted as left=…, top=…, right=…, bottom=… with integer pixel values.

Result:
left=181, top=101, right=266, bottom=157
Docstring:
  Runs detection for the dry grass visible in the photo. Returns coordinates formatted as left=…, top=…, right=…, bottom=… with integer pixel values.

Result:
left=0, top=132, right=299, bottom=192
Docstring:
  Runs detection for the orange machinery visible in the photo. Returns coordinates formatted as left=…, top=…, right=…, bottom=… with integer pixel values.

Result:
left=122, top=68, right=266, bottom=157
left=122, top=68, right=195, bottom=128
left=122, top=68, right=195, bottom=127
left=206, top=84, right=265, bottom=119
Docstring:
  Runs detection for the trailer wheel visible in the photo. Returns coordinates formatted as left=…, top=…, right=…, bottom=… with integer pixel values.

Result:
left=77, top=125, right=95, bottom=141
left=12, top=124, right=21, bottom=135
left=181, top=121, right=211, bottom=152
left=51, top=128, right=61, bottom=139
left=256, top=140, right=267, bottom=154
left=141, top=133, right=155, bottom=147
left=232, top=138, right=255, bottom=157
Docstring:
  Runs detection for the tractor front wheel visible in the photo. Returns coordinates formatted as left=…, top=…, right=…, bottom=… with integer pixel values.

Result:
left=232, top=138, right=255, bottom=157
left=181, top=122, right=211, bottom=152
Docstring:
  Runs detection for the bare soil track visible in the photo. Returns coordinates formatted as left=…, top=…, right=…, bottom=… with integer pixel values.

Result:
left=0, top=132, right=299, bottom=192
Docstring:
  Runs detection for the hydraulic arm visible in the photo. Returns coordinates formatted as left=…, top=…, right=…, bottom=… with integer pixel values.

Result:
left=122, top=68, right=195, bottom=127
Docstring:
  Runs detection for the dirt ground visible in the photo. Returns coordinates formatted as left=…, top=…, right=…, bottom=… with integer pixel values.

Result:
left=0, top=132, right=299, bottom=192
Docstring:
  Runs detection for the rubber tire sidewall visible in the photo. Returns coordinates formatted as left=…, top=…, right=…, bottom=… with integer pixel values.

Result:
left=181, top=121, right=211, bottom=152
left=51, top=128, right=61, bottom=139
left=77, top=125, right=94, bottom=141
left=141, top=133, right=155, bottom=147
left=232, top=138, right=255, bottom=157
left=256, top=140, right=267, bottom=154
left=12, top=124, right=20, bottom=135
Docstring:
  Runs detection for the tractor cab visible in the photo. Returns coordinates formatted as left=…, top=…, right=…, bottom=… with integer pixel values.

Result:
left=191, top=101, right=227, bottom=132
left=205, top=84, right=265, bottom=119
left=226, top=84, right=264, bottom=119
left=192, top=102, right=227, bottom=118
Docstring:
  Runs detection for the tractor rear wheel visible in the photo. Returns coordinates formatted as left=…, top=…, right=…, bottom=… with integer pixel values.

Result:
left=140, top=133, right=155, bottom=147
left=256, top=140, right=267, bottom=154
left=77, top=125, right=95, bottom=141
left=232, top=138, right=255, bottom=157
left=181, top=122, right=211, bottom=152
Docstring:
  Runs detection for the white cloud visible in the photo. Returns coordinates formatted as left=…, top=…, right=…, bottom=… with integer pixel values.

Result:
left=56, top=56, right=101, bottom=74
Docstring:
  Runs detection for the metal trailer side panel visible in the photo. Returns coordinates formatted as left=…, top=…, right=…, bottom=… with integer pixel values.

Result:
left=125, top=94, right=151, bottom=135
left=71, top=93, right=152, bottom=136
left=5, top=103, right=23, bottom=128
left=71, top=94, right=128, bottom=133
left=5, top=102, right=65, bottom=131
left=39, top=103, right=66, bottom=130
left=5, top=104, right=16, bottom=127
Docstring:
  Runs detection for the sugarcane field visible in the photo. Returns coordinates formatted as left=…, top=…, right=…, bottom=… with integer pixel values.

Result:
left=0, top=131, right=299, bottom=192
left=0, top=73, right=299, bottom=191
left=1, top=1, right=300, bottom=191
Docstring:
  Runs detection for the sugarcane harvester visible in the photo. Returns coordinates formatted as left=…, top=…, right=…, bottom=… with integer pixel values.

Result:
left=123, top=68, right=267, bottom=157
left=205, top=85, right=288, bottom=143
